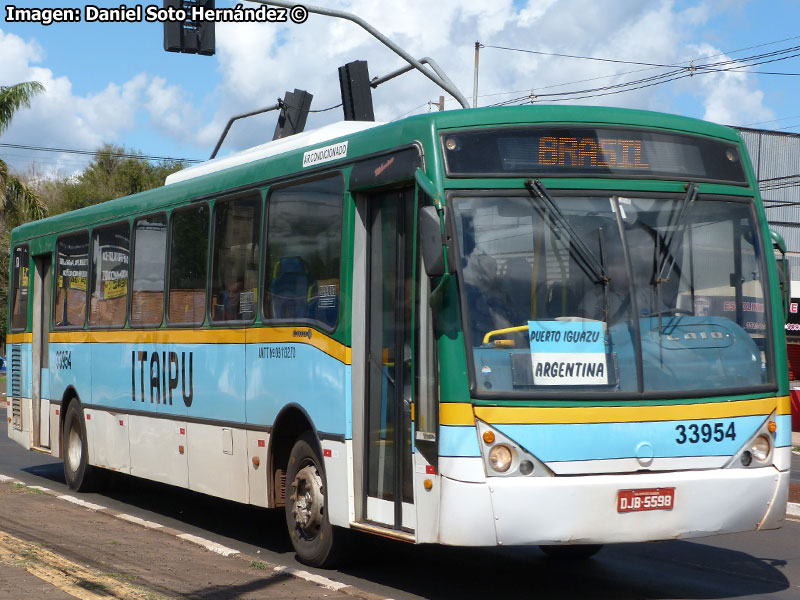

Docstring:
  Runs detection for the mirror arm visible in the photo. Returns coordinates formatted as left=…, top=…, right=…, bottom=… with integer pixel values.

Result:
left=415, top=167, right=452, bottom=309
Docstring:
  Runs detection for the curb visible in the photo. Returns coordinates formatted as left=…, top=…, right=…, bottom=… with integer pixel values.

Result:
left=0, top=474, right=384, bottom=600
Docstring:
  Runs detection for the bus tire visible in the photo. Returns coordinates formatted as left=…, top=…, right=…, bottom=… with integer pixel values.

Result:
left=539, top=544, right=603, bottom=560
left=284, top=432, right=340, bottom=568
left=62, top=401, right=100, bottom=492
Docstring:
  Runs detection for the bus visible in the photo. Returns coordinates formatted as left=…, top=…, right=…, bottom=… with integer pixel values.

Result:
left=6, top=105, right=791, bottom=567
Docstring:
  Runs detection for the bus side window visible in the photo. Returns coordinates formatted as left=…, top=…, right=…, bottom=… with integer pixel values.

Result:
left=168, top=203, right=209, bottom=325
left=10, top=244, right=30, bottom=332
left=210, top=193, right=261, bottom=323
left=89, top=222, right=130, bottom=327
left=54, top=232, right=89, bottom=328
left=130, top=214, right=167, bottom=327
left=263, top=174, right=344, bottom=329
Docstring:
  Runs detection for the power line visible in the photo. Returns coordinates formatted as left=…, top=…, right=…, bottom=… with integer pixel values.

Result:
left=742, top=114, right=800, bottom=127
left=487, top=48, right=800, bottom=106
left=479, top=38, right=800, bottom=107
left=481, top=44, right=675, bottom=68
left=0, top=142, right=203, bottom=164
left=492, top=35, right=800, bottom=96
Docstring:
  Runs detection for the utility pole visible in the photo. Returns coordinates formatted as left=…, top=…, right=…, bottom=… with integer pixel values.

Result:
left=473, top=41, right=481, bottom=109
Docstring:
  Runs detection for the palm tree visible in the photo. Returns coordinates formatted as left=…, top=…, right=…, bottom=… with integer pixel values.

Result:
left=0, top=81, right=47, bottom=221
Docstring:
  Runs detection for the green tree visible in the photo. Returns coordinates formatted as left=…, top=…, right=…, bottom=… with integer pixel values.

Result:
left=45, top=144, right=185, bottom=215
left=0, top=82, right=47, bottom=222
left=0, top=81, right=47, bottom=344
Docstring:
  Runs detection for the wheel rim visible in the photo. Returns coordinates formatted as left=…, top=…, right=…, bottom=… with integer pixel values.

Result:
left=66, top=422, right=82, bottom=473
left=289, top=462, right=324, bottom=540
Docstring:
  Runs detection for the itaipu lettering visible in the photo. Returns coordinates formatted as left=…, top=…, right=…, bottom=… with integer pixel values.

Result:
left=131, top=351, right=193, bottom=407
left=534, top=361, right=605, bottom=379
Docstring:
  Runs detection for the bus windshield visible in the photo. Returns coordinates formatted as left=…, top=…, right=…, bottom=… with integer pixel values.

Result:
left=452, top=192, right=773, bottom=396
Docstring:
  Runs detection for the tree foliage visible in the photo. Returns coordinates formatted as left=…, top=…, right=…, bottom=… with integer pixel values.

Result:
left=43, top=144, right=185, bottom=216
left=1, top=81, right=46, bottom=344
left=0, top=81, right=47, bottom=223
left=1, top=143, right=185, bottom=341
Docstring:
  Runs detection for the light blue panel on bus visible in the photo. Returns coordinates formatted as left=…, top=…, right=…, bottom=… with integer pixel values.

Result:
left=40, top=367, right=50, bottom=400
left=245, top=343, right=347, bottom=436
left=776, top=414, right=792, bottom=447
left=345, top=365, right=352, bottom=439
left=439, top=425, right=481, bottom=458
left=49, top=343, right=91, bottom=404
left=93, top=342, right=246, bottom=423
left=497, top=415, right=769, bottom=463
left=17, top=344, right=32, bottom=399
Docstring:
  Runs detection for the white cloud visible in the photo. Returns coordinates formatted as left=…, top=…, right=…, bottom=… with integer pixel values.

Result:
left=144, top=76, right=203, bottom=143
left=0, top=28, right=151, bottom=175
left=689, top=44, right=774, bottom=125
left=0, top=0, right=784, bottom=170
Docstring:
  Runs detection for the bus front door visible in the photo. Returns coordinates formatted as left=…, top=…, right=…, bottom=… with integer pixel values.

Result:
left=363, top=187, right=416, bottom=532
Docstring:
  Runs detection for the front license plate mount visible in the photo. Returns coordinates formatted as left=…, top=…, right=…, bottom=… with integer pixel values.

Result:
left=617, top=487, right=675, bottom=513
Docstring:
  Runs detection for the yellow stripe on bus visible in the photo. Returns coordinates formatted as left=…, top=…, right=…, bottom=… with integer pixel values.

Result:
left=440, top=403, right=476, bottom=426
left=44, top=326, right=351, bottom=364
left=5, top=333, right=32, bottom=344
left=472, top=396, right=789, bottom=425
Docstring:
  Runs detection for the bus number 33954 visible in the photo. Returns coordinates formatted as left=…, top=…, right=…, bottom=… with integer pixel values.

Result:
left=675, top=422, right=736, bottom=444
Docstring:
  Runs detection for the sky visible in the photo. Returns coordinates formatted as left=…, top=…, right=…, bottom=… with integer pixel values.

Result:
left=1, top=0, right=799, bottom=178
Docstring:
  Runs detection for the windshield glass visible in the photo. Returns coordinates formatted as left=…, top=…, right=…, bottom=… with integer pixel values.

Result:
left=452, top=193, right=773, bottom=396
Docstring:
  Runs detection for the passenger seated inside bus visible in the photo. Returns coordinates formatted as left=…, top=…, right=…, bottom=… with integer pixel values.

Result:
left=216, top=272, right=244, bottom=321
left=270, top=256, right=310, bottom=319
left=459, top=214, right=519, bottom=344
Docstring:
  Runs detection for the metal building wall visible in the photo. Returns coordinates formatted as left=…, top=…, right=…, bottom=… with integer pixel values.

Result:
left=737, top=127, right=800, bottom=275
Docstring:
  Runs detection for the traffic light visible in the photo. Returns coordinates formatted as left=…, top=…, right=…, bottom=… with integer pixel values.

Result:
left=338, top=60, right=374, bottom=121
left=273, top=89, right=313, bottom=140
left=164, top=0, right=215, bottom=56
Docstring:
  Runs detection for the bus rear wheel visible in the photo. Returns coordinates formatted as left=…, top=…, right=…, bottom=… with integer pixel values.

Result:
left=284, top=432, right=340, bottom=568
left=62, top=401, right=100, bottom=492
left=539, top=544, right=604, bottom=560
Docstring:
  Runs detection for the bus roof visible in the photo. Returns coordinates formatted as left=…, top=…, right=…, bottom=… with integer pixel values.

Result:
left=165, top=120, right=383, bottom=185
left=11, top=105, right=743, bottom=242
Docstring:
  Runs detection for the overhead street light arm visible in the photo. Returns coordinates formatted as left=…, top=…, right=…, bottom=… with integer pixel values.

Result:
left=210, top=102, right=280, bottom=159
left=247, top=0, right=471, bottom=108
left=370, top=56, right=463, bottom=106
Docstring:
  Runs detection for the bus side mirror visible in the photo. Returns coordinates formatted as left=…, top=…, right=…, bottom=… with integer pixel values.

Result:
left=777, top=255, right=791, bottom=320
left=419, top=205, right=455, bottom=277
left=771, top=229, right=790, bottom=320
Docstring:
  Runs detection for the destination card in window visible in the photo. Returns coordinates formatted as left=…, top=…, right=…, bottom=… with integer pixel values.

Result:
left=528, top=320, right=608, bottom=386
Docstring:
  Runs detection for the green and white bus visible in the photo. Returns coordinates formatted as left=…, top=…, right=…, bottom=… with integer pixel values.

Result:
left=7, top=105, right=791, bottom=566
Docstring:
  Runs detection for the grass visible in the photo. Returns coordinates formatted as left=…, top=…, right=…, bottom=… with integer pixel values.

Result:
left=11, top=482, right=43, bottom=495
left=249, top=560, right=267, bottom=570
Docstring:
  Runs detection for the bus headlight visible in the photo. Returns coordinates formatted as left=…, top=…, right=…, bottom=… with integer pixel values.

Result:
left=488, top=444, right=513, bottom=473
left=750, top=435, right=771, bottom=463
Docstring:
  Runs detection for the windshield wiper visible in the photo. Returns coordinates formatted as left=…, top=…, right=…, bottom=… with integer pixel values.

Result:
left=526, top=179, right=609, bottom=285
left=656, top=182, right=698, bottom=286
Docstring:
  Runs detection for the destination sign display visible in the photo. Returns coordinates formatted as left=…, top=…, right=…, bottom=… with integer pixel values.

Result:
left=442, top=126, right=747, bottom=183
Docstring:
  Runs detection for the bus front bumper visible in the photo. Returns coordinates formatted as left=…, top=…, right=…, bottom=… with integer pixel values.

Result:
left=438, top=467, right=788, bottom=547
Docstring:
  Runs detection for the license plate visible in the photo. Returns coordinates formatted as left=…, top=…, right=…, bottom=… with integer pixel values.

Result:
left=617, top=488, right=675, bottom=513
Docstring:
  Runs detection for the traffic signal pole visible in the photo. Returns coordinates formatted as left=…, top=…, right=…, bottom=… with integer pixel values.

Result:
left=248, top=0, right=471, bottom=109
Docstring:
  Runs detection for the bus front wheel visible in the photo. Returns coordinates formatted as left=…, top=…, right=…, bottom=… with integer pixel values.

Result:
left=62, top=401, right=100, bottom=492
left=284, top=432, right=339, bottom=568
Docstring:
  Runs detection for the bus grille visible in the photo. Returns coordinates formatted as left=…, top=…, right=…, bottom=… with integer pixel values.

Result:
left=11, top=345, right=22, bottom=431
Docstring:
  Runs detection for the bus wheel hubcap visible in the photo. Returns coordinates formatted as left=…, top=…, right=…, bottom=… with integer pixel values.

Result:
left=67, top=426, right=81, bottom=472
left=291, top=464, right=323, bottom=537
